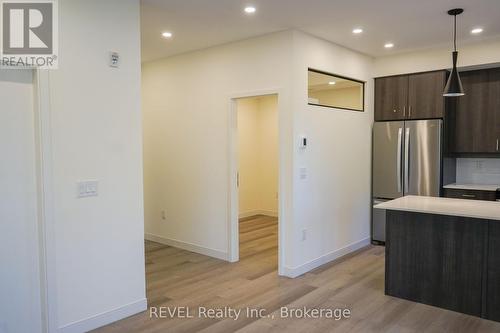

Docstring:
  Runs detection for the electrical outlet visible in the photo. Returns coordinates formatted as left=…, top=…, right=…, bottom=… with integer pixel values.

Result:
left=77, top=181, right=98, bottom=198
left=301, top=229, right=307, bottom=241
left=161, top=210, right=166, bottom=220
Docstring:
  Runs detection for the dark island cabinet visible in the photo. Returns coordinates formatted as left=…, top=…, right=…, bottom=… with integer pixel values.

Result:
left=386, top=211, right=485, bottom=317
left=386, top=210, right=500, bottom=323
left=487, top=222, right=500, bottom=322
left=375, top=71, right=446, bottom=121
left=449, top=68, right=500, bottom=154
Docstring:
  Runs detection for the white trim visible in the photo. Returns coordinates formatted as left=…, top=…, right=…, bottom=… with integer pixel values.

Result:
left=34, top=69, right=59, bottom=333
left=145, top=233, right=229, bottom=261
left=58, top=298, right=147, bottom=333
left=281, top=238, right=371, bottom=278
left=228, top=97, right=239, bottom=263
left=227, top=89, right=285, bottom=270
left=33, top=69, right=48, bottom=333
left=239, top=210, right=278, bottom=219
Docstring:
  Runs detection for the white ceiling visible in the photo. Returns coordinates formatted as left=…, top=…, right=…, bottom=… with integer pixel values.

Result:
left=141, top=0, right=500, bottom=62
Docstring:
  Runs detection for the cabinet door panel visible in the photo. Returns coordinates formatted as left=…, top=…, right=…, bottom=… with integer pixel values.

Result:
left=478, top=69, right=498, bottom=152
left=386, top=211, right=485, bottom=317
left=489, top=68, right=500, bottom=153
left=487, top=222, right=500, bottom=322
left=487, top=271, right=500, bottom=322
left=375, top=76, right=408, bottom=121
left=453, top=70, right=496, bottom=153
left=408, top=71, right=446, bottom=119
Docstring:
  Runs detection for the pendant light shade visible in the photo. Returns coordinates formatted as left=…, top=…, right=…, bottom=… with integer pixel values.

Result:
left=443, top=8, right=465, bottom=97
left=443, top=51, right=465, bottom=96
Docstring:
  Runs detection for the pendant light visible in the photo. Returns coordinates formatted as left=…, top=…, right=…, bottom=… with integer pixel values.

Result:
left=443, top=8, right=465, bottom=97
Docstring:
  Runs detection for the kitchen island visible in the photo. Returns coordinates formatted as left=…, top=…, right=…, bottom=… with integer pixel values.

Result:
left=375, top=196, right=500, bottom=323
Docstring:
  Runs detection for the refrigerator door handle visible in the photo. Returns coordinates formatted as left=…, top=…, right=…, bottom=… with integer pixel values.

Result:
left=397, top=128, right=403, bottom=193
left=404, top=127, right=410, bottom=194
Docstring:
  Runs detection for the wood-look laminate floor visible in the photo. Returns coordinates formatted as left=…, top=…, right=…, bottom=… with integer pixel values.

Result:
left=94, top=215, right=500, bottom=333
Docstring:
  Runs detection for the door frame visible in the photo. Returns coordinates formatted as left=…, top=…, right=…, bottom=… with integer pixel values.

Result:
left=227, top=89, right=285, bottom=275
left=33, top=69, right=58, bottom=333
left=1, top=68, right=52, bottom=333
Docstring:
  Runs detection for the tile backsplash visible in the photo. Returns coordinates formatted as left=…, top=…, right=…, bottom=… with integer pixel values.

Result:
left=456, top=158, right=500, bottom=185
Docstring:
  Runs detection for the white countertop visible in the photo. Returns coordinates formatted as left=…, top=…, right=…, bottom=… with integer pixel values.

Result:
left=443, top=183, right=500, bottom=191
left=375, top=195, right=500, bottom=221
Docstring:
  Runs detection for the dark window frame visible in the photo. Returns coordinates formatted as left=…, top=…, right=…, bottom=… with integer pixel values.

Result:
left=308, top=68, right=366, bottom=112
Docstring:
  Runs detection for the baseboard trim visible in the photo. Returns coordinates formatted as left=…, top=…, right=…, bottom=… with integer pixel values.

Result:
left=145, top=233, right=229, bottom=261
left=282, top=237, right=371, bottom=278
left=239, top=210, right=278, bottom=219
left=58, top=298, right=147, bottom=333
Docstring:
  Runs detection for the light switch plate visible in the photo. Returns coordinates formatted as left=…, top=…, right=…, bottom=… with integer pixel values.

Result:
left=77, top=181, right=99, bottom=198
left=301, top=229, right=307, bottom=241
left=109, top=52, right=120, bottom=68
left=299, top=167, right=307, bottom=180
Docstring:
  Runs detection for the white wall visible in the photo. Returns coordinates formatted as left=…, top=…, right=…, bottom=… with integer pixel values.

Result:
left=237, top=95, right=279, bottom=218
left=288, top=31, right=374, bottom=275
left=142, top=30, right=375, bottom=277
left=309, top=86, right=363, bottom=111
left=0, top=70, right=43, bottom=333
left=257, top=96, right=280, bottom=216
left=142, top=31, right=294, bottom=263
left=238, top=97, right=261, bottom=216
left=45, top=0, right=146, bottom=331
left=374, top=39, right=500, bottom=77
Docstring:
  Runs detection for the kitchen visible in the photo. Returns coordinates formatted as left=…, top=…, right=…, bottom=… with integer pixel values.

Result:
left=373, top=8, right=500, bottom=324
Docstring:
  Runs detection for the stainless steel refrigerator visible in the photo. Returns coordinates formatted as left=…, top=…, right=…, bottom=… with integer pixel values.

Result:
left=372, top=119, right=442, bottom=243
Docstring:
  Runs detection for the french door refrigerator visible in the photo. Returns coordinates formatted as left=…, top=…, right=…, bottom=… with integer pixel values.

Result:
left=372, top=119, right=442, bottom=243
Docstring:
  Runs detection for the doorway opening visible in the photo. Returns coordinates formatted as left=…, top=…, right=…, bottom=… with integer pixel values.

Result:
left=231, top=94, right=279, bottom=271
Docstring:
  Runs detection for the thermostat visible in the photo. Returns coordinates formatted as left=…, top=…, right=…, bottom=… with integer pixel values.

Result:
left=299, top=135, right=307, bottom=149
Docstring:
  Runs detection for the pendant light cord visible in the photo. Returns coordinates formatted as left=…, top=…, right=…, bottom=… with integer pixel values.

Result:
left=454, top=14, right=457, bottom=51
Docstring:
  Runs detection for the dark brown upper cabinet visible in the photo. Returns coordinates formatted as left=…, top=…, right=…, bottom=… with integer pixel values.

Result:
left=491, top=68, right=500, bottom=153
left=408, top=71, right=447, bottom=120
left=375, top=70, right=447, bottom=121
left=375, top=75, right=408, bottom=121
left=449, top=68, right=500, bottom=154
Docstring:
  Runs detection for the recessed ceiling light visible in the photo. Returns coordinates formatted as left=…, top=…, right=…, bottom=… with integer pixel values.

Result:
left=471, top=28, right=483, bottom=34
left=328, top=81, right=336, bottom=85
left=384, top=43, right=394, bottom=48
left=352, top=28, right=363, bottom=34
left=161, top=31, right=173, bottom=39
left=244, top=6, right=256, bottom=14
